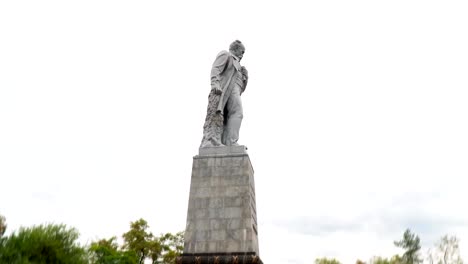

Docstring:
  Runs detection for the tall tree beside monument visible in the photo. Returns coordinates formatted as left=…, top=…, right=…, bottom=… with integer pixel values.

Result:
left=394, top=229, right=422, bottom=264
left=179, top=41, right=262, bottom=263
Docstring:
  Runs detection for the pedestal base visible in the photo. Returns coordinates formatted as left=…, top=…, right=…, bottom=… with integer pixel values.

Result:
left=176, top=252, right=263, bottom=264
left=183, top=145, right=260, bottom=257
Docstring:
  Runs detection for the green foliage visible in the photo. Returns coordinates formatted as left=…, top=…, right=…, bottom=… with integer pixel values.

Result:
left=390, top=255, right=402, bottom=264
left=88, top=237, right=137, bottom=264
left=0, top=223, right=87, bottom=264
left=371, top=256, right=391, bottom=264
left=0, top=214, right=6, bottom=237
left=122, top=219, right=154, bottom=264
left=370, top=255, right=402, bottom=264
left=0, top=216, right=183, bottom=264
left=121, top=218, right=183, bottom=264
left=394, top=229, right=422, bottom=264
left=315, top=257, right=342, bottom=264
left=158, top=231, right=184, bottom=264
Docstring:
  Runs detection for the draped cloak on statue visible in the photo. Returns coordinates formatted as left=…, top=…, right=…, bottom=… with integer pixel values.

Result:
left=210, top=50, right=246, bottom=114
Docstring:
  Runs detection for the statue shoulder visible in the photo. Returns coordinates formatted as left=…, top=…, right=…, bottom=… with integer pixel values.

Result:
left=216, top=50, right=231, bottom=59
left=212, top=50, right=232, bottom=68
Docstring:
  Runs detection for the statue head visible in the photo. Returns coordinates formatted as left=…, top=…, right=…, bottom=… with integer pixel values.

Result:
left=229, top=40, right=245, bottom=60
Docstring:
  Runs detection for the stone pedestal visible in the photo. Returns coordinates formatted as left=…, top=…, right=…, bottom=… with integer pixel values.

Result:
left=178, top=146, right=262, bottom=264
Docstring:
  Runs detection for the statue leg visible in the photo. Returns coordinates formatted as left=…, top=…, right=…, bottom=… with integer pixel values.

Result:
left=200, top=90, right=224, bottom=148
left=222, top=85, right=243, bottom=146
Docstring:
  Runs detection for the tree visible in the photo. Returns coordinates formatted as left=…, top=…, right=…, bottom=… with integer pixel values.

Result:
left=106, top=218, right=183, bottom=264
left=369, top=255, right=402, bottom=264
left=0, top=214, right=6, bottom=237
left=0, top=223, right=87, bottom=264
left=122, top=219, right=154, bottom=264
left=370, top=256, right=391, bottom=264
left=427, top=235, right=463, bottom=264
left=89, top=237, right=137, bottom=264
left=157, top=231, right=184, bottom=264
left=390, top=255, right=402, bottom=264
left=315, top=257, right=342, bottom=264
left=147, top=237, right=163, bottom=264
left=394, top=229, right=422, bottom=264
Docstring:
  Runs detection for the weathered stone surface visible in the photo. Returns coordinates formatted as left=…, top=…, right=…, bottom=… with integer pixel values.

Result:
left=176, top=253, right=263, bottom=264
left=183, top=147, right=259, bottom=257
left=199, top=145, right=248, bottom=156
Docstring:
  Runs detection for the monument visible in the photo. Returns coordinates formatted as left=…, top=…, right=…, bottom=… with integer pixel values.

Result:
left=177, top=41, right=263, bottom=264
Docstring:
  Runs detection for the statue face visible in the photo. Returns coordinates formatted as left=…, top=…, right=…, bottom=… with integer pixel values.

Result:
left=231, top=45, right=245, bottom=60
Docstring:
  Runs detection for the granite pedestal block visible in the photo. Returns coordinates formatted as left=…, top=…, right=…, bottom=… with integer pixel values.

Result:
left=182, top=146, right=262, bottom=263
left=176, top=253, right=262, bottom=264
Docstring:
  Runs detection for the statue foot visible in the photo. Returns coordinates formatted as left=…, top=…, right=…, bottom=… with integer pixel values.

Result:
left=224, top=142, right=240, bottom=146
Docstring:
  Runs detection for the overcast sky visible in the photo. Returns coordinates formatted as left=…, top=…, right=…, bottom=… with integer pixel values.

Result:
left=1, top=1, right=467, bottom=263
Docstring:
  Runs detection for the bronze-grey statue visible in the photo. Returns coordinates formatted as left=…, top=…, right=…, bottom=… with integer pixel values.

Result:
left=200, top=40, right=249, bottom=148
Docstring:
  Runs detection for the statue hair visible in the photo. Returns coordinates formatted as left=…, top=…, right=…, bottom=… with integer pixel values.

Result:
left=229, top=40, right=244, bottom=52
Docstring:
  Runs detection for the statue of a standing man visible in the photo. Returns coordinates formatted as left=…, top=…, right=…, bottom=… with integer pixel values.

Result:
left=200, top=40, right=249, bottom=148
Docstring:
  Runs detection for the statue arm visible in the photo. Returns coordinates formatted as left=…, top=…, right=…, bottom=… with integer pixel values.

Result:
left=210, top=51, right=230, bottom=92
left=241, top=66, right=248, bottom=94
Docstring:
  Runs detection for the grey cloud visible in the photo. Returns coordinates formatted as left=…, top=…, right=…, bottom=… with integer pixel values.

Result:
left=276, top=216, right=363, bottom=236
left=274, top=192, right=468, bottom=247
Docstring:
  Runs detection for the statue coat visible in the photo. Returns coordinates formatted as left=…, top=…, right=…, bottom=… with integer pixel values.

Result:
left=210, top=50, right=246, bottom=114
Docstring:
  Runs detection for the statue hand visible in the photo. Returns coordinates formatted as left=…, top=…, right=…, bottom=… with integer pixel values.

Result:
left=212, top=84, right=223, bottom=95
left=241, top=66, right=248, bottom=79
